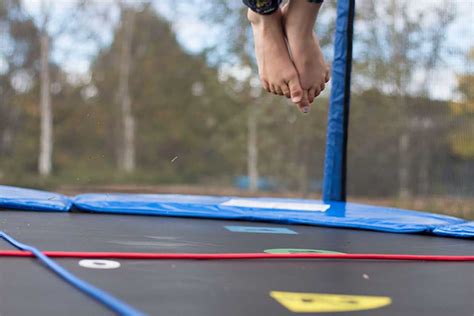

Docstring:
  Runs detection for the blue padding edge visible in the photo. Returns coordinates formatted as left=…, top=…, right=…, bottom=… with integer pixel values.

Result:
left=73, top=194, right=465, bottom=234
left=433, top=222, right=474, bottom=238
left=0, top=185, right=72, bottom=212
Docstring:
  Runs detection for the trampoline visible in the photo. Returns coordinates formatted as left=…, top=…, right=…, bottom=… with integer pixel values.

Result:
left=1, top=1, right=473, bottom=316
left=0, top=208, right=472, bottom=316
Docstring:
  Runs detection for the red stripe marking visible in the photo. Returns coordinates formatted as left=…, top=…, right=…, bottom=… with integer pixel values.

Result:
left=0, top=250, right=473, bottom=261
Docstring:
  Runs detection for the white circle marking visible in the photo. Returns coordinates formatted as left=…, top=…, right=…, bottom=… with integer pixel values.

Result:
left=79, top=259, right=121, bottom=269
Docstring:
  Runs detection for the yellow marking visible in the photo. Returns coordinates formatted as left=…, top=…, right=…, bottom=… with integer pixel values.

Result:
left=270, top=291, right=392, bottom=313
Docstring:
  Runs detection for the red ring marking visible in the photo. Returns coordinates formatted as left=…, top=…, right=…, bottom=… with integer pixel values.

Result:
left=0, top=250, right=473, bottom=261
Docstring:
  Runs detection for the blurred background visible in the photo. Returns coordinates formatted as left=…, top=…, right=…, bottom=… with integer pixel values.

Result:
left=0, top=0, right=473, bottom=218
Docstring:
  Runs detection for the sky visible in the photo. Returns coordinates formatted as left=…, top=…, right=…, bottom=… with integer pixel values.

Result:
left=17, top=0, right=474, bottom=100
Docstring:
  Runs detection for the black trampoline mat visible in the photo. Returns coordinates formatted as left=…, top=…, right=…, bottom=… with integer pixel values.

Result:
left=1, top=210, right=473, bottom=316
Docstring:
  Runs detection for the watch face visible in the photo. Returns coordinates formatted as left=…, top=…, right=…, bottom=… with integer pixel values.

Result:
left=256, top=0, right=273, bottom=9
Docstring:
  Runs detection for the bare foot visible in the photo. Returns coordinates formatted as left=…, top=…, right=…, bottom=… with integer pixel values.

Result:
left=248, top=9, right=310, bottom=112
left=282, top=2, right=330, bottom=105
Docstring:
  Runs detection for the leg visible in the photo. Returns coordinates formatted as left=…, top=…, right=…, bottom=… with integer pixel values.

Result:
left=282, top=0, right=330, bottom=107
left=244, top=1, right=310, bottom=112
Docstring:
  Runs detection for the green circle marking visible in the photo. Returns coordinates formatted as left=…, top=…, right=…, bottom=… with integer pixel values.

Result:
left=264, top=248, right=345, bottom=254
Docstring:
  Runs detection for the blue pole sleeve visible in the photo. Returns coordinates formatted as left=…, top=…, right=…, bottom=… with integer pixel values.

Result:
left=322, top=0, right=355, bottom=202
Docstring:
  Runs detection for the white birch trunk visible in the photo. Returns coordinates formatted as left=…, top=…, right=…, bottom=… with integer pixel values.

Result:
left=38, top=28, right=53, bottom=176
left=117, top=6, right=135, bottom=173
left=247, top=105, right=258, bottom=192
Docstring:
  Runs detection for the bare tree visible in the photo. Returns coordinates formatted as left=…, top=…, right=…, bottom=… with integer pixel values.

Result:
left=356, top=0, right=456, bottom=198
left=247, top=104, right=258, bottom=191
left=35, top=0, right=101, bottom=176
left=38, top=0, right=52, bottom=176
left=116, top=3, right=136, bottom=173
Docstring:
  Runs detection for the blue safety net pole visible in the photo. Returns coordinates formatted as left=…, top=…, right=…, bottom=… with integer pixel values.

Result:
left=322, top=0, right=355, bottom=202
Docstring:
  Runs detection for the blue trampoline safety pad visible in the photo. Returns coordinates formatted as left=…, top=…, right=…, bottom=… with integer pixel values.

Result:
left=73, top=194, right=466, bottom=235
left=0, top=185, right=72, bottom=212
left=434, top=222, right=474, bottom=238
left=0, top=185, right=468, bottom=237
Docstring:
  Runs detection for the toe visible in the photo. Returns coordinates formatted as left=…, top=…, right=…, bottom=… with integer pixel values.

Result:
left=308, top=88, right=316, bottom=103
left=281, top=83, right=291, bottom=98
left=288, top=76, right=303, bottom=103
left=275, top=85, right=284, bottom=96
left=270, top=83, right=281, bottom=95
left=262, top=79, right=270, bottom=92
left=325, top=68, right=331, bottom=83
left=297, top=90, right=311, bottom=114
left=313, top=86, right=322, bottom=98
left=268, top=83, right=276, bottom=94
left=320, top=82, right=326, bottom=92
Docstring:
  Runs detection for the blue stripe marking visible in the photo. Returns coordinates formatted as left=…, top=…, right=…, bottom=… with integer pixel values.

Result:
left=0, top=231, right=146, bottom=316
left=225, top=226, right=297, bottom=234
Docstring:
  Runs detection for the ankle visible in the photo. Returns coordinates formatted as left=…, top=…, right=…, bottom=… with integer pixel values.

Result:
left=288, top=0, right=321, bottom=14
left=285, top=1, right=319, bottom=31
left=247, top=8, right=281, bottom=26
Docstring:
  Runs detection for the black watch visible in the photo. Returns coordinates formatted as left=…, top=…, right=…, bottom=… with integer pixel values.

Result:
left=242, top=0, right=282, bottom=15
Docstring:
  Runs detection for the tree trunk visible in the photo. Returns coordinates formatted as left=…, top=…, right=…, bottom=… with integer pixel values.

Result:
left=117, top=6, right=136, bottom=173
left=298, top=139, right=311, bottom=196
left=418, top=144, right=430, bottom=196
left=38, top=29, right=53, bottom=176
left=0, top=104, right=19, bottom=155
left=398, top=132, right=410, bottom=199
left=247, top=105, right=258, bottom=192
